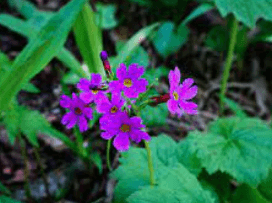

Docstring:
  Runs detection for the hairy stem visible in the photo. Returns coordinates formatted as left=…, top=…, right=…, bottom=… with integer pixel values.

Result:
left=220, top=17, right=239, bottom=115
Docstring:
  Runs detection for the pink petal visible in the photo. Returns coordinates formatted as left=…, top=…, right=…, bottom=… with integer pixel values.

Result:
left=66, top=114, right=78, bottom=129
left=113, top=133, right=130, bottom=151
left=83, top=107, right=93, bottom=119
left=130, top=117, right=145, bottom=128
left=133, top=78, right=148, bottom=93
left=182, top=78, right=194, bottom=88
left=180, top=101, right=198, bottom=115
left=168, top=67, right=180, bottom=88
left=180, top=85, right=197, bottom=100
left=109, top=81, right=122, bottom=94
left=128, top=64, right=144, bottom=78
left=116, top=63, right=128, bottom=80
left=167, top=99, right=179, bottom=114
left=91, top=73, right=102, bottom=85
left=130, top=129, right=150, bottom=143
left=123, top=87, right=139, bottom=98
left=61, top=112, right=74, bottom=125
left=77, top=78, right=91, bottom=91
left=79, top=92, right=94, bottom=103
left=78, top=116, right=88, bottom=132
left=60, top=95, right=72, bottom=108
left=101, top=131, right=115, bottom=140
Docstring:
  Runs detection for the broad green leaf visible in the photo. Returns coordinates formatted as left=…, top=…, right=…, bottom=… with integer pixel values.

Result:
left=213, top=0, right=272, bottom=28
left=140, top=104, right=168, bottom=126
left=111, top=22, right=160, bottom=70
left=124, top=46, right=149, bottom=68
left=0, top=0, right=87, bottom=111
left=73, top=3, right=105, bottom=77
left=153, top=22, right=189, bottom=58
left=258, top=169, right=272, bottom=201
left=96, top=3, right=118, bottom=29
left=186, top=117, right=272, bottom=186
left=143, top=66, right=169, bottom=85
left=232, top=184, right=270, bottom=203
left=127, top=164, right=214, bottom=203
left=0, top=195, right=21, bottom=203
left=21, top=82, right=40, bottom=93
left=182, top=3, right=215, bottom=25
left=200, top=181, right=221, bottom=203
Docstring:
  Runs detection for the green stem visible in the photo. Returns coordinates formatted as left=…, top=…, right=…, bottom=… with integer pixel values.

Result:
left=74, top=127, right=86, bottom=158
left=18, top=133, right=32, bottom=202
left=220, top=17, right=239, bottom=115
left=144, top=141, right=155, bottom=186
left=107, top=139, right=112, bottom=171
left=34, top=147, right=52, bottom=202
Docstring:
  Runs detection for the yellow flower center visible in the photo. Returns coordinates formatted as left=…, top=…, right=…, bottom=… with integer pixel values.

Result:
left=124, top=79, right=133, bottom=87
left=74, top=107, right=82, bottom=115
left=173, top=91, right=179, bottom=101
left=120, top=124, right=130, bottom=132
left=91, top=89, right=99, bottom=94
left=110, top=106, right=118, bottom=113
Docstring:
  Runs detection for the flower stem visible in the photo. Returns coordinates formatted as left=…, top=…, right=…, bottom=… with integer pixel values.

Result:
left=18, top=133, right=32, bottom=202
left=74, top=127, right=86, bottom=158
left=107, top=139, right=112, bottom=171
left=220, top=16, right=239, bottom=115
left=144, top=141, right=155, bottom=186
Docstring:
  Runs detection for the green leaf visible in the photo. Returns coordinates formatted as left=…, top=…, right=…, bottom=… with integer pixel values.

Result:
left=124, top=45, right=149, bottom=68
left=21, top=82, right=40, bottom=93
left=111, top=22, right=160, bottom=71
left=127, top=164, right=214, bottom=203
left=258, top=169, right=272, bottom=201
left=112, top=135, right=213, bottom=203
left=213, top=0, right=272, bottom=28
left=143, top=66, right=169, bottom=85
left=62, top=71, right=81, bottom=84
left=3, top=104, right=20, bottom=144
left=8, top=0, right=38, bottom=19
left=0, top=0, right=87, bottom=112
left=96, top=3, right=118, bottom=29
left=153, top=22, right=189, bottom=58
left=186, top=117, right=272, bottom=186
left=73, top=3, right=105, bottom=77
left=232, top=184, right=270, bottom=203
left=140, top=104, right=168, bottom=126
left=91, top=152, right=103, bottom=174
left=0, top=182, right=11, bottom=196
left=0, top=195, right=21, bottom=203
left=223, top=97, right=247, bottom=118
left=205, top=25, right=229, bottom=52
left=182, top=3, right=215, bottom=25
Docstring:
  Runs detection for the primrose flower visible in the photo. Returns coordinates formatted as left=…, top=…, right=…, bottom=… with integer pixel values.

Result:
left=167, top=67, right=198, bottom=117
left=77, top=73, right=105, bottom=104
left=100, top=112, right=150, bottom=151
left=109, top=63, right=148, bottom=98
left=96, top=93, right=125, bottom=117
left=60, top=93, right=93, bottom=132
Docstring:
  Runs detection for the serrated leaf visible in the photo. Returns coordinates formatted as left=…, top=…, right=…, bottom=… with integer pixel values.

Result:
left=0, top=195, right=21, bottom=203
left=128, top=164, right=214, bottom=203
left=186, top=117, right=272, bottom=186
left=140, top=104, right=168, bottom=126
left=96, top=3, right=118, bottom=29
left=232, top=184, right=270, bottom=203
left=213, top=0, right=272, bottom=28
left=0, top=0, right=87, bottom=112
left=153, top=22, right=188, bottom=58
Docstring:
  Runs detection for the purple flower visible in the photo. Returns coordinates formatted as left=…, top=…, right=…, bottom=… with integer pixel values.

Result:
left=96, top=93, right=125, bottom=117
left=100, top=112, right=150, bottom=151
left=60, top=93, right=93, bottom=132
left=167, top=67, right=198, bottom=117
left=109, top=63, right=148, bottom=98
left=77, top=73, right=105, bottom=103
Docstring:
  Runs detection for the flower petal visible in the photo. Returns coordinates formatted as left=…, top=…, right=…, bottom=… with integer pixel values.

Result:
left=123, top=87, right=139, bottom=98
left=116, top=63, right=128, bottom=80
left=130, top=129, right=150, bottom=143
left=66, top=113, right=78, bottom=129
left=182, top=78, right=194, bottom=88
left=128, top=64, right=144, bottom=78
left=91, top=73, right=102, bottom=85
left=109, top=81, right=122, bottom=95
left=79, top=92, right=94, bottom=103
left=167, top=99, right=179, bottom=114
left=133, top=78, right=148, bottom=93
left=101, top=131, right=115, bottom=140
left=83, top=107, right=93, bottom=119
left=113, top=133, right=130, bottom=151
left=78, top=116, right=88, bottom=132
left=180, top=85, right=198, bottom=100
left=179, top=101, right=198, bottom=115
left=169, top=67, right=180, bottom=89
left=130, top=116, right=145, bottom=128
left=61, top=112, right=74, bottom=125
left=60, top=95, right=72, bottom=108
left=77, top=78, right=91, bottom=91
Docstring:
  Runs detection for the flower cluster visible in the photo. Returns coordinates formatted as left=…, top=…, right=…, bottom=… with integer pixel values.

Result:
left=60, top=51, right=198, bottom=151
